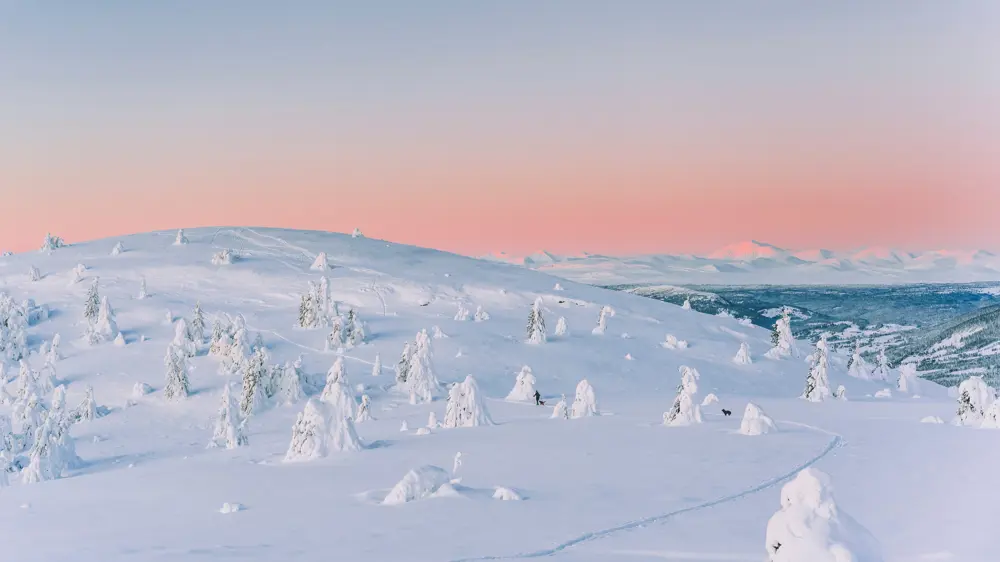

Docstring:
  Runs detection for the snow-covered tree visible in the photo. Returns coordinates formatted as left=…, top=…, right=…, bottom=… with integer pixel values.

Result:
left=72, top=385, right=99, bottom=423
left=171, top=318, right=196, bottom=358
left=225, top=324, right=251, bottom=376
left=765, top=309, right=798, bottom=359
left=284, top=398, right=362, bottom=461
left=506, top=365, right=537, bottom=402
left=190, top=303, right=206, bottom=344
left=208, top=318, right=231, bottom=357
left=163, top=344, right=191, bottom=400
left=298, top=286, right=318, bottom=329
left=802, top=338, right=832, bottom=402
left=209, top=383, right=248, bottom=449
left=406, top=329, right=440, bottom=404
left=83, top=278, right=101, bottom=323
left=872, top=346, right=891, bottom=382
left=275, top=361, right=305, bottom=405
left=356, top=394, right=373, bottom=422
left=211, top=249, right=236, bottom=265
left=897, top=363, right=919, bottom=394
left=955, top=375, right=994, bottom=426
left=442, top=376, right=494, bottom=428
left=550, top=395, right=569, bottom=419
left=320, top=357, right=358, bottom=420
left=0, top=295, right=29, bottom=361
left=371, top=354, right=381, bottom=377
left=664, top=366, right=702, bottom=426
left=554, top=316, right=568, bottom=337
left=765, top=468, right=883, bottom=562
left=86, top=296, right=119, bottom=344
left=662, top=334, right=689, bottom=350
left=681, top=298, right=692, bottom=310
left=474, top=305, right=490, bottom=322
left=137, top=277, right=148, bottom=300
left=454, top=303, right=470, bottom=321
left=46, top=333, right=61, bottom=364
left=325, top=316, right=345, bottom=351
left=835, top=385, right=847, bottom=401
left=570, top=379, right=598, bottom=418
left=740, top=403, right=778, bottom=435
left=239, top=347, right=269, bottom=418
left=174, top=229, right=188, bottom=245
left=591, top=305, right=615, bottom=335
left=310, top=252, right=330, bottom=271
left=28, top=266, right=41, bottom=282
left=526, top=297, right=546, bottom=344
left=733, top=341, right=752, bottom=365
left=847, top=342, right=871, bottom=380
left=427, top=411, right=438, bottom=428
left=346, top=308, right=366, bottom=347
left=351, top=227, right=364, bottom=238
left=111, top=241, right=124, bottom=256
left=395, top=341, right=413, bottom=385
left=40, top=233, right=66, bottom=252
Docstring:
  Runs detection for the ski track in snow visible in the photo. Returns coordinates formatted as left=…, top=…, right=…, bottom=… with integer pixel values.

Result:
left=451, top=421, right=844, bottom=561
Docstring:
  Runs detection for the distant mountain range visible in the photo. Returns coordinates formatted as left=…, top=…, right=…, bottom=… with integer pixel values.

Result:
left=481, top=240, right=1000, bottom=285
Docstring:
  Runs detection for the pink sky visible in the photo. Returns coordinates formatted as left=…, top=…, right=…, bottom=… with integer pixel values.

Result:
left=2, top=3, right=997, bottom=256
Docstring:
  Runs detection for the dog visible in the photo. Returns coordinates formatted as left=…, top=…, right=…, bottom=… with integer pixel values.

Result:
left=721, top=408, right=732, bottom=417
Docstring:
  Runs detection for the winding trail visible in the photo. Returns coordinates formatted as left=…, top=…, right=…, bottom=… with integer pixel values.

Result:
left=451, top=421, right=844, bottom=561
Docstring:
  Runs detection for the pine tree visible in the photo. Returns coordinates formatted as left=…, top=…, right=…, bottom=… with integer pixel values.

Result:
left=570, top=379, right=599, bottom=418
left=526, top=297, right=546, bottom=344
left=406, top=329, right=440, bottom=404
left=163, top=344, right=190, bottom=400
left=802, top=338, right=831, bottom=402
left=111, top=241, right=124, bottom=256
left=276, top=361, right=305, bottom=405
left=371, top=354, right=381, bottom=377
left=356, top=394, right=373, bottom=422
left=320, top=357, right=357, bottom=420
left=138, top=278, right=148, bottom=300
left=550, top=395, right=569, bottom=419
left=210, top=384, right=247, bottom=449
left=326, top=316, right=345, bottom=351
left=310, top=252, right=330, bottom=271
left=190, top=303, right=206, bottom=344
left=506, top=365, right=537, bottom=402
left=592, top=305, right=614, bottom=335
left=240, top=347, right=268, bottom=418
left=83, top=278, right=101, bottom=323
left=554, top=316, right=568, bottom=337
left=442, top=376, right=494, bottom=428
left=346, top=309, right=366, bottom=347
left=298, top=290, right=317, bottom=328
left=72, top=385, right=99, bottom=423
left=28, top=266, right=41, bottom=282
left=454, top=303, right=470, bottom=321
left=172, top=318, right=196, bottom=358
left=733, top=341, right=752, bottom=365
left=174, top=229, right=188, bottom=245
left=395, top=342, right=413, bottom=385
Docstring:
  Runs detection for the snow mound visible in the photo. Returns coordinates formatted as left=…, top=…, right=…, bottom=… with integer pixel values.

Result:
left=701, top=393, right=719, bottom=406
left=765, top=468, right=883, bottom=562
left=218, top=502, right=244, bottom=514
left=874, top=389, right=892, bottom=399
left=739, top=402, right=777, bottom=436
left=382, top=465, right=453, bottom=506
left=492, top=487, right=523, bottom=501
left=920, top=416, right=945, bottom=424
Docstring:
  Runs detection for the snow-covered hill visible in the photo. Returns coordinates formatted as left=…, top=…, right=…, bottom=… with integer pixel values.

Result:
left=485, top=241, right=1000, bottom=285
left=0, top=228, right=993, bottom=562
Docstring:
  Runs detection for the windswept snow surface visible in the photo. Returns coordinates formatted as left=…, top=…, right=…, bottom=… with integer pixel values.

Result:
left=0, top=228, right=990, bottom=561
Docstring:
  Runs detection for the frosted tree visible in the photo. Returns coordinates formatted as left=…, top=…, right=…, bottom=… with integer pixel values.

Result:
left=897, top=363, right=919, bottom=394
left=802, top=338, right=832, bottom=402
left=211, top=249, right=236, bottom=265
left=526, top=297, right=546, bottom=344
left=29, top=266, right=41, bottom=282
left=239, top=347, right=269, bottom=418
left=85, top=296, right=119, bottom=344
left=765, top=468, right=883, bottom=562
left=356, top=394, right=374, bottom=422
left=276, top=361, right=305, bottom=405
left=72, top=385, right=99, bottom=423
left=765, top=309, right=798, bottom=359
left=174, top=229, right=188, bottom=245
left=163, top=344, right=190, bottom=400
left=570, top=379, right=599, bottom=418
left=83, top=278, right=101, bottom=323
left=111, top=241, right=124, bottom=256
left=346, top=309, right=367, bottom=347
left=591, top=305, right=615, bottom=335
left=739, top=403, right=778, bottom=435
left=284, top=399, right=362, bottom=461
left=442, top=376, right=494, bottom=428
left=474, top=305, right=490, bottom=322
left=664, top=366, right=702, bottom=426
left=210, top=383, right=248, bottom=449
left=137, top=277, right=148, bottom=299
left=681, top=298, right=692, bottom=310
left=550, top=395, right=569, bottom=419
left=371, top=354, right=381, bottom=377
left=395, top=341, right=413, bottom=385
left=733, top=341, right=752, bottom=365
left=506, top=365, right=537, bottom=402
left=225, top=325, right=251, bottom=376
left=835, top=385, right=847, bottom=400
left=298, top=286, right=318, bottom=329
left=427, top=411, right=438, bottom=428
left=190, top=303, right=206, bottom=344
left=47, top=333, right=61, bottom=364
left=955, top=375, right=994, bottom=426
left=40, top=232, right=66, bottom=252
left=318, top=276, right=334, bottom=319
left=454, top=303, right=470, bottom=321
left=325, top=316, right=345, bottom=351
left=208, top=319, right=232, bottom=357
left=310, top=252, right=330, bottom=271
left=847, top=342, right=871, bottom=380
left=320, top=357, right=357, bottom=420
left=554, top=316, right=568, bottom=337
left=406, top=329, right=440, bottom=404
left=172, top=318, right=196, bottom=358
left=351, top=227, right=364, bottom=238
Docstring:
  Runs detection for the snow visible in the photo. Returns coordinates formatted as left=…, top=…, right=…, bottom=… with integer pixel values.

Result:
left=920, top=416, right=945, bottom=424
left=0, top=227, right=989, bottom=562
left=382, top=465, right=453, bottom=505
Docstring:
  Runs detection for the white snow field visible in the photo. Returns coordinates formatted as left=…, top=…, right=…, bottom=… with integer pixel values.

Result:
left=0, top=228, right=995, bottom=561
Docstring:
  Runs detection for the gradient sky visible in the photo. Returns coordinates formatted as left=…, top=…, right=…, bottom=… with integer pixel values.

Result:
left=2, top=1, right=998, bottom=256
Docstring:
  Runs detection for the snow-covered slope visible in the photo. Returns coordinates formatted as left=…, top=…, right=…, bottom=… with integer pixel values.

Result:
left=0, top=228, right=991, bottom=562
left=493, top=242, right=1000, bottom=285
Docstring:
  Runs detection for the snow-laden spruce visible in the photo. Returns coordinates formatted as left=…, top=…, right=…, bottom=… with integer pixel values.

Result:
left=284, top=398, right=362, bottom=461
left=71, top=385, right=102, bottom=423
left=591, top=305, right=614, bottom=335
left=554, top=316, right=568, bottom=337
left=872, top=346, right=891, bottom=382
left=442, top=376, right=494, bottom=428
left=473, top=305, right=490, bottom=322
left=847, top=342, right=871, bottom=380
left=211, top=248, right=237, bottom=265
left=137, top=277, right=148, bottom=300
left=371, top=354, right=381, bottom=377
left=765, top=468, right=883, bottom=562
left=526, top=297, right=546, bottom=344
left=733, top=341, right=752, bottom=364
left=740, top=403, right=778, bottom=436
left=344, top=308, right=367, bottom=347
left=954, top=375, right=994, bottom=426
left=896, top=363, right=919, bottom=394
left=163, top=344, right=191, bottom=400
left=802, top=338, right=831, bottom=402
left=111, top=241, right=124, bottom=256
left=171, top=318, right=196, bottom=358
left=209, top=383, right=248, bottom=449
left=664, top=366, right=702, bottom=427
left=320, top=357, right=358, bottom=420
left=382, top=465, right=452, bottom=505
left=570, top=379, right=598, bottom=418
left=83, top=278, right=101, bottom=323
left=40, top=232, right=66, bottom=253
left=310, top=252, right=330, bottom=271
left=274, top=361, right=305, bottom=405
left=173, top=229, right=188, bottom=245
left=325, top=316, right=345, bottom=351
left=681, top=298, right=691, bottom=310
left=506, top=365, right=537, bottom=402
left=835, top=385, right=847, bottom=400
left=404, top=329, right=440, bottom=404
left=356, top=394, right=374, bottom=422
left=29, top=266, right=41, bottom=282
left=239, top=346, right=269, bottom=418
left=551, top=395, right=569, bottom=419
left=454, top=303, right=470, bottom=321
left=765, top=308, right=798, bottom=359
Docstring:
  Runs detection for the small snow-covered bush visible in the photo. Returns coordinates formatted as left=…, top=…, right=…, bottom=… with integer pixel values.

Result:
left=765, top=309, right=799, bottom=359
left=873, top=389, right=892, bottom=399
left=570, top=379, right=598, bottom=418
left=219, top=502, right=244, bottom=514
left=493, top=487, right=523, bottom=501
left=662, top=334, right=688, bottom=350
left=765, top=468, right=883, bottom=562
left=173, top=229, right=188, bottom=245
left=474, top=305, right=490, bottom=322
left=382, top=465, right=452, bottom=505
left=454, top=303, right=470, bottom=321
left=211, top=249, right=237, bottom=265
left=739, top=403, right=777, bottom=436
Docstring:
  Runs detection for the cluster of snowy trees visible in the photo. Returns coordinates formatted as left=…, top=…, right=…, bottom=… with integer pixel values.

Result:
left=284, top=357, right=365, bottom=461
left=394, top=329, right=440, bottom=404
left=297, top=277, right=337, bottom=329
left=0, top=294, right=30, bottom=362
left=454, top=303, right=491, bottom=322
left=39, top=233, right=66, bottom=253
